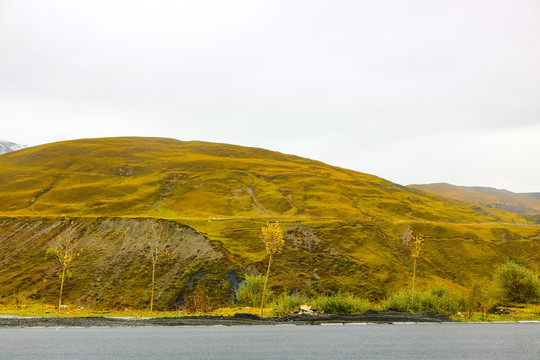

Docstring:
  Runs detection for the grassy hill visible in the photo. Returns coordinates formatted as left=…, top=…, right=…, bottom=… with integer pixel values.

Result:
left=0, top=137, right=538, bottom=310
left=0, top=137, right=525, bottom=223
left=525, top=193, right=540, bottom=201
left=409, top=183, right=540, bottom=220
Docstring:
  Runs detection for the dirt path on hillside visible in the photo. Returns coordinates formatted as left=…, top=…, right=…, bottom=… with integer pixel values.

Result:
left=0, top=310, right=453, bottom=327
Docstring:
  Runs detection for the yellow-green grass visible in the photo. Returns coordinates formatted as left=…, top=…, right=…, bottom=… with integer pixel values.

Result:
left=0, top=137, right=526, bottom=223
left=0, top=302, right=271, bottom=318
left=181, top=218, right=540, bottom=291
left=459, top=305, right=540, bottom=322
left=2, top=299, right=538, bottom=322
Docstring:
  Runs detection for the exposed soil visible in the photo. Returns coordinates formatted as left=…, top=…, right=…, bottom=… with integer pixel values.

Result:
left=0, top=310, right=453, bottom=327
left=0, top=217, right=226, bottom=309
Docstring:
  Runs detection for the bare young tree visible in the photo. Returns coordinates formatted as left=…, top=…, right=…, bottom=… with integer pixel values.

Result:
left=408, top=230, right=423, bottom=310
left=260, top=221, right=284, bottom=316
left=130, top=222, right=172, bottom=312
left=51, top=218, right=80, bottom=311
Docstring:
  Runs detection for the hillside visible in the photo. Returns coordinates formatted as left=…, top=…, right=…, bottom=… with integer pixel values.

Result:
left=1, top=216, right=539, bottom=309
left=409, top=183, right=540, bottom=218
left=0, top=137, right=538, bottom=310
left=524, top=193, right=540, bottom=201
left=0, top=137, right=524, bottom=223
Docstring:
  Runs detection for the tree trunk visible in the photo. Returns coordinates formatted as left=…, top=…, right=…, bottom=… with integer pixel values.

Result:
left=150, top=261, right=156, bottom=312
left=411, top=257, right=417, bottom=311
left=260, top=253, right=272, bottom=317
left=58, top=266, right=66, bottom=312
left=468, top=285, right=477, bottom=319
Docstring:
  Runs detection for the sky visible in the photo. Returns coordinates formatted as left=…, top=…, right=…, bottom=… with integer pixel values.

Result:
left=1, top=0, right=539, bottom=193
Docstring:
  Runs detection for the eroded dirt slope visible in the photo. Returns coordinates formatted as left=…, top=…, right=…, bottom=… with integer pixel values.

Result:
left=0, top=217, right=233, bottom=309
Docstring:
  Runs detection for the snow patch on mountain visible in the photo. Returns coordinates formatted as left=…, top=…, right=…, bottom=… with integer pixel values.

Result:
left=0, top=140, right=27, bottom=155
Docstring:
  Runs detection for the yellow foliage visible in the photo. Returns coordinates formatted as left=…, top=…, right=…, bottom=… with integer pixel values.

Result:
left=260, top=221, right=284, bottom=255
left=408, top=231, right=423, bottom=259
left=53, top=234, right=78, bottom=269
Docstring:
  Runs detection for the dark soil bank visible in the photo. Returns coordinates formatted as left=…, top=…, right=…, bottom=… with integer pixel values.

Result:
left=1, top=310, right=453, bottom=327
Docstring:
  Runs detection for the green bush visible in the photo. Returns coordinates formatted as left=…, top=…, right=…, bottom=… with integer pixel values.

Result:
left=467, top=282, right=496, bottom=319
left=384, top=291, right=417, bottom=313
left=491, top=261, right=540, bottom=305
left=270, top=292, right=374, bottom=315
left=235, top=274, right=272, bottom=307
left=420, top=285, right=466, bottom=315
left=271, top=293, right=309, bottom=315
left=310, top=293, right=373, bottom=314
left=384, top=285, right=466, bottom=315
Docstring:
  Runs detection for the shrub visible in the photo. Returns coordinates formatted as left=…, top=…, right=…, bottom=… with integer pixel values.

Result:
left=271, top=293, right=309, bottom=315
left=235, top=274, right=272, bottom=307
left=384, top=285, right=466, bottom=315
left=384, top=291, right=417, bottom=312
left=419, top=285, right=466, bottom=315
left=467, top=282, right=496, bottom=319
left=491, top=261, right=540, bottom=305
left=310, top=293, right=373, bottom=314
left=185, top=288, right=210, bottom=313
left=271, top=292, right=373, bottom=315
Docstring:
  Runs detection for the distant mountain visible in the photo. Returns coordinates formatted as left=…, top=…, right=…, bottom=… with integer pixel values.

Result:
left=408, top=183, right=540, bottom=216
left=0, top=140, right=27, bottom=155
left=524, top=193, right=540, bottom=201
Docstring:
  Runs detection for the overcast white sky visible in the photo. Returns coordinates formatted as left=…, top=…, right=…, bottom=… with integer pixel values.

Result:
left=1, top=0, right=539, bottom=192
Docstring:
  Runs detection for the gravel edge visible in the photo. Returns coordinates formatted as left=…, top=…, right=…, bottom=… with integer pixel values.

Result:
left=0, top=310, right=455, bottom=327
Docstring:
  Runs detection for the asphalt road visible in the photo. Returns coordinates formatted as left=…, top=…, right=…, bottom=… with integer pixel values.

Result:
left=1, top=323, right=539, bottom=359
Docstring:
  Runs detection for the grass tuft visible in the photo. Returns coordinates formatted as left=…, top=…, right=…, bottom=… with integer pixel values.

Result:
left=383, top=285, right=466, bottom=315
